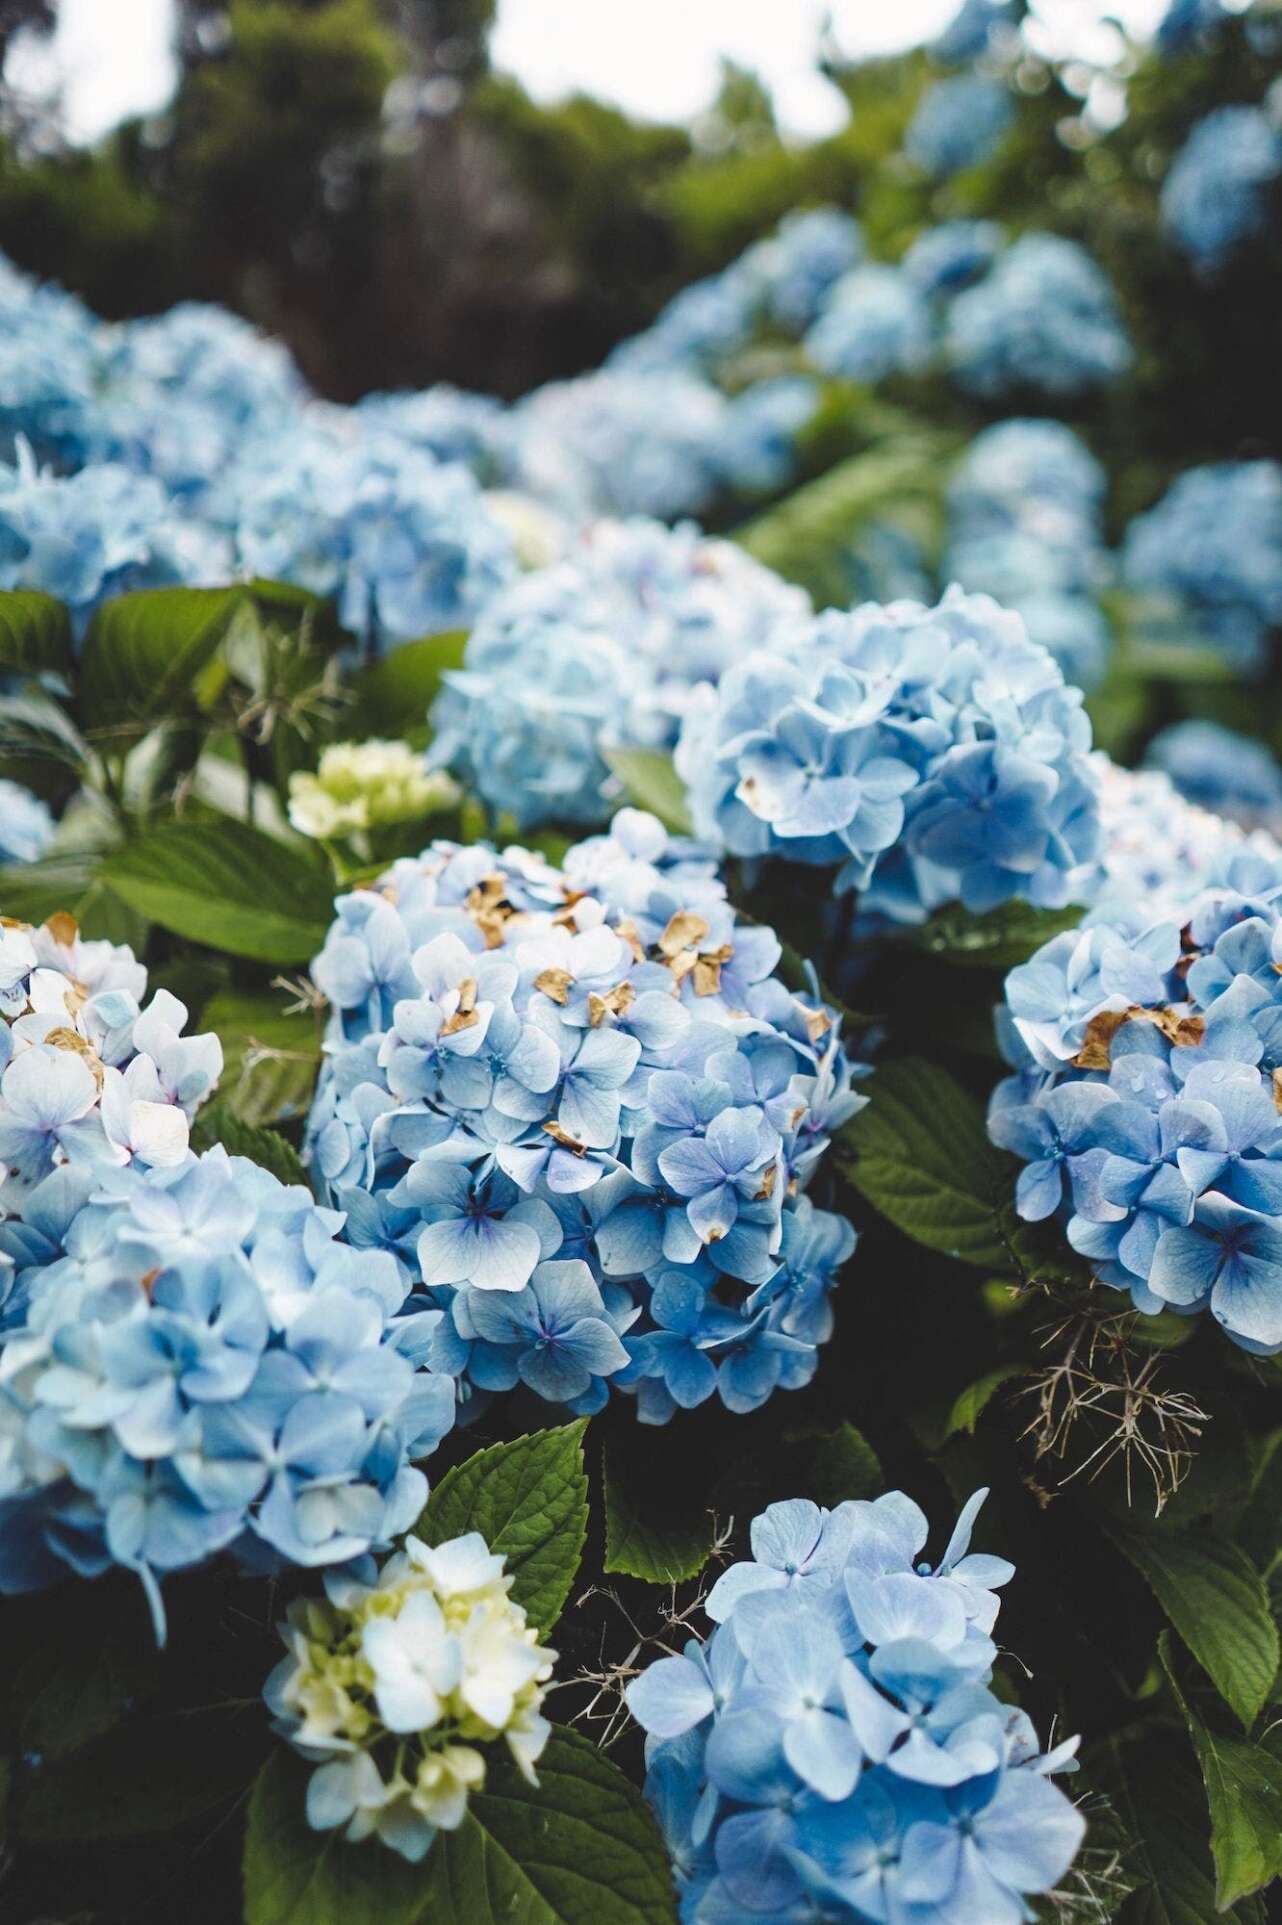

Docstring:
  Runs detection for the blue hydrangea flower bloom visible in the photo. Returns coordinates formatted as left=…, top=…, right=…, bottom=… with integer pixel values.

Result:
left=990, top=832, right=1282, bottom=1352
left=627, top=1487, right=1084, bottom=1922
left=901, top=220, right=1003, bottom=299
left=430, top=517, right=809, bottom=830
left=0, top=262, right=102, bottom=470
left=932, top=0, right=1020, bottom=62
left=0, top=780, right=54, bottom=865
left=1145, top=721, right=1282, bottom=834
left=1122, top=461, right=1282, bottom=673
left=0, top=1147, right=457, bottom=1628
left=740, top=208, right=866, bottom=333
left=677, top=586, right=1100, bottom=921
left=305, top=810, right=863, bottom=1424
left=946, top=234, right=1132, bottom=400
left=904, top=77, right=1014, bottom=177
left=805, top=266, right=933, bottom=385
left=1161, top=106, right=1282, bottom=273
left=1156, top=0, right=1226, bottom=49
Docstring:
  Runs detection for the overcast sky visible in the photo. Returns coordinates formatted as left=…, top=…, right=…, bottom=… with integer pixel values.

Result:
left=7, top=0, right=1167, bottom=147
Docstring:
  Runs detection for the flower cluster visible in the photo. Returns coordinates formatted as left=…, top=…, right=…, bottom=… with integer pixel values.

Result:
left=904, top=75, right=1014, bottom=177
left=288, top=741, right=461, bottom=844
left=266, top=1529, right=554, bottom=1862
left=627, top=1489, right=1085, bottom=1923
left=430, top=517, right=810, bottom=830
left=946, top=234, right=1133, bottom=400
left=0, top=914, right=221, bottom=1203
left=0, top=1146, right=457, bottom=1625
left=1144, top=720, right=1282, bottom=834
left=990, top=833, right=1282, bottom=1352
left=944, top=419, right=1113, bottom=689
left=804, top=266, right=933, bottom=385
left=1122, top=460, right=1282, bottom=672
left=901, top=220, right=1002, bottom=299
left=305, top=808, right=862, bottom=1424
left=0, top=445, right=230, bottom=632
left=676, top=585, right=1100, bottom=922
left=1161, top=105, right=1282, bottom=272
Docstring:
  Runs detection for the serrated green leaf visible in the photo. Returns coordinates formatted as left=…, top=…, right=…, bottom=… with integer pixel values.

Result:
left=809, top=1422, right=884, bottom=1506
left=603, top=1451, right=712, bottom=1584
left=1161, top=1639, right=1282, bottom=1910
left=907, top=899, right=1086, bottom=971
left=839, top=1057, right=1017, bottom=1267
left=416, top=1424, right=588, bottom=1638
left=945, top=1367, right=1022, bottom=1439
left=243, top=1753, right=429, bottom=1925
left=79, top=585, right=249, bottom=735
left=0, top=853, right=98, bottom=922
left=191, top=1098, right=309, bottom=1188
left=16, top=1704, right=265, bottom=1842
left=0, top=589, right=72, bottom=676
left=601, top=747, right=694, bottom=837
left=200, top=989, right=322, bottom=1126
left=416, top=1727, right=679, bottom=1924
left=104, top=818, right=334, bottom=964
left=1109, top=1529, right=1278, bottom=1729
left=352, top=630, right=468, bottom=740
left=1097, top=1731, right=1256, bottom=1925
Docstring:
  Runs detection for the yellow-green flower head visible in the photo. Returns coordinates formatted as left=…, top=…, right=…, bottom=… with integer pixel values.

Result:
left=288, top=740, right=460, bottom=842
left=264, top=1529, right=556, bottom=1862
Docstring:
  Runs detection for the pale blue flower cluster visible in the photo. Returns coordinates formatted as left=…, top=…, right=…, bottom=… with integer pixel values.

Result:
left=1145, top=721, right=1282, bottom=833
left=226, top=424, right=517, bottom=647
left=305, top=809, right=862, bottom=1425
left=805, top=267, right=933, bottom=385
left=1156, top=0, right=1228, bottom=53
left=0, top=780, right=54, bottom=865
left=932, top=0, right=1020, bottom=63
left=901, top=221, right=1002, bottom=300
left=430, top=518, right=811, bottom=829
left=676, top=586, right=1100, bottom=922
left=990, top=839, right=1282, bottom=1353
left=354, top=385, right=508, bottom=478
left=905, top=76, right=1015, bottom=177
left=0, top=1146, right=456, bottom=1629
left=946, top=234, right=1133, bottom=400
left=0, top=262, right=100, bottom=471
left=627, top=1488, right=1085, bottom=1924
left=945, top=420, right=1113, bottom=689
left=1161, top=106, right=1282, bottom=273
left=1122, top=460, right=1282, bottom=672
left=0, top=444, right=231, bottom=633
left=0, top=916, right=222, bottom=1209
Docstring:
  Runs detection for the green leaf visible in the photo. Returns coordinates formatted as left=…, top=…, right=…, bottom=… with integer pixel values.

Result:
left=416, top=1727, right=678, bottom=1924
left=200, top=988, right=322, bottom=1126
left=1108, top=1529, right=1278, bottom=1729
left=601, top=747, right=694, bottom=837
left=0, top=1580, right=159, bottom=1762
left=0, top=692, right=89, bottom=768
left=1098, top=1730, right=1260, bottom=1925
left=906, top=899, right=1086, bottom=971
left=416, top=1424, right=589, bottom=1638
left=351, top=630, right=468, bottom=739
left=243, top=1753, right=430, bottom=1925
left=944, top=1367, right=1022, bottom=1440
left=839, top=1057, right=1016, bottom=1268
left=191, top=1098, right=309, bottom=1187
left=604, top=1450, right=712, bottom=1584
left=808, top=1422, right=884, bottom=1506
left=104, top=818, right=335, bottom=964
left=79, top=585, right=249, bottom=733
left=1161, top=1639, right=1282, bottom=1910
left=16, top=1704, right=265, bottom=1842
left=0, top=589, right=72, bottom=676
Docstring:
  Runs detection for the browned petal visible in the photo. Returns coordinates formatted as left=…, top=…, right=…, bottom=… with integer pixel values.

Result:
left=44, top=911, right=79, bottom=947
left=44, top=1025, right=105, bottom=1089
left=658, top=910, right=710, bottom=959
left=543, top=1120, right=587, bottom=1155
left=534, top=967, right=574, bottom=1006
left=587, top=982, right=636, bottom=1027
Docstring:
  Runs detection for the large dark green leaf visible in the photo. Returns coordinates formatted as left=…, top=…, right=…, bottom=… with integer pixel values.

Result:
left=243, top=1753, right=429, bottom=1925
left=1109, top=1529, right=1278, bottom=1729
left=351, top=630, right=468, bottom=740
left=808, top=1422, right=884, bottom=1506
left=191, top=1098, right=310, bottom=1188
left=200, top=988, right=323, bottom=1126
left=1098, top=1730, right=1266, bottom=1925
left=906, top=899, right=1086, bottom=971
left=79, top=585, right=249, bottom=733
left=104, top=818, right=335, bottom=964
left=1162, top=1641, right=1282, bottom=1910
left=416, top=1424, right=589, bottom=1638
left=839, top=1057, right=1016, bottom=1267
left=415, top=1728, right=678, bottom=1924
left=0, top=590, right=72, bottom=676
left=603, top=1448, right=713, bottom=1585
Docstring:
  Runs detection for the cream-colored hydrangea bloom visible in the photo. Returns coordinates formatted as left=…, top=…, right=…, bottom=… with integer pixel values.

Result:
left=288, top=740, right=459, bottom=842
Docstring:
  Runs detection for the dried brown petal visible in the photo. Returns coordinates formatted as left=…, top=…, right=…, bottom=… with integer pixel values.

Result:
left=615, top=919, right=645, bottom=963
left=544, top=1121, right=587, bottom=1156
left=658, top=910, right=710, bottom=960
left=440, top=979, right=479, bottom=1036
left=44, top=911, right=79, bottom=948
left=1073, top=1003, right=1204, bottom=1071
left=44, top=1025, right=105, bottom=1089
left=587, top=982, right=636, bottom=1027
left=535, top=967, right=574, bottom=1006
left=804, top=1006, right=832, bottom=1044
left=754, top=1162, right=778, bottom=1202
